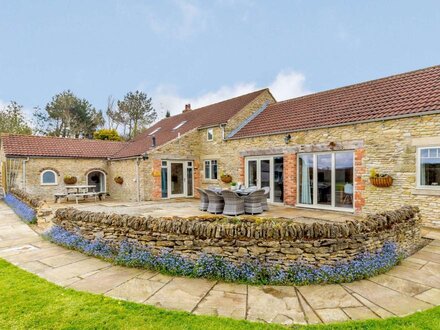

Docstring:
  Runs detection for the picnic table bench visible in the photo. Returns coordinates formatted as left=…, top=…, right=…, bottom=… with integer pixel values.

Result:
left=54, top=185, right=106, bottom=204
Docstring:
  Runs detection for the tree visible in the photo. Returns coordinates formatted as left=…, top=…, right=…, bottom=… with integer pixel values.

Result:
left=117, top=91, right=157, bottom=139
left=165, top=109, right=171, bottom=118
left=0, top=101, right=32, bottom=135
left=93, top=129, right=122, bottom=141
left=106, top=95, right=127, bottom=131
left=34, top=90, right=104, bottom=138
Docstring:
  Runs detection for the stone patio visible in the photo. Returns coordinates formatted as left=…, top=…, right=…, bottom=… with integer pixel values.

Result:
left=1, top=201, right=440, bottom=325
left=48, top=198, right=359, bottom=224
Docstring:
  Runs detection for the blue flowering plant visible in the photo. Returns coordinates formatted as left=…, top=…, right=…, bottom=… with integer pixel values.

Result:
left=45, top=225, right=403, bottom=286
left=4, top=193, right=37, bottom=224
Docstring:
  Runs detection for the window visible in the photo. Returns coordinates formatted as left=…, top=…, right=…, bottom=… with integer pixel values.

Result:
left=204, top=160, right=218, bottom=180
left=419, top=147, right=440, bottom=187
left=41, top=170, right=57, bottom=185
left=173, top=121, right=187, bottom=130
left=207, top=128, right=214, bottom=141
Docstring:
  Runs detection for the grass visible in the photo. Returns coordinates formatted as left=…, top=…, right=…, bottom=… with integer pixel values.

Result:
left=1, top=258, right=440, bottom=330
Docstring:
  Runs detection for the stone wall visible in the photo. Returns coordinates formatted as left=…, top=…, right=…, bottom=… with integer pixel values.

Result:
left=9, top=188, right=53, bottom=226
left=108, top=158, right=143, bottom=202
left=53, top=206, right=421, bottom=268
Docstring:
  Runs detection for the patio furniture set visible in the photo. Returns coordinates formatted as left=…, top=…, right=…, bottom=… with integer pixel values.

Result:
left=196, top=186, right=270, bottom=216
left=54, top=185, right=105, bottom=204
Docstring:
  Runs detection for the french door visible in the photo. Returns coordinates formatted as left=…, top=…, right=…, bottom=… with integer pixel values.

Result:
left=162, top=160, right=194, bottom=198
left=297, top=151, right=354, bottom=211
left=245, top=156, right=284, bottom=203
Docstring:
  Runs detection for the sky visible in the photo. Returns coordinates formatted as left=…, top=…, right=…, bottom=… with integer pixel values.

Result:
left=0, top=0, right=439, bottom=121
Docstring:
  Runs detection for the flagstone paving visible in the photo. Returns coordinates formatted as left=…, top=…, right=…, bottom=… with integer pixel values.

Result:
left=1, top=201, right=440, bottom=325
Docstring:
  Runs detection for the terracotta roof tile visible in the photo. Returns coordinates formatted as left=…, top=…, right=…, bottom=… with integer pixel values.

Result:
left=231, top=65, right=440, bottom=139
left=1, top=134, right=129, bottom=158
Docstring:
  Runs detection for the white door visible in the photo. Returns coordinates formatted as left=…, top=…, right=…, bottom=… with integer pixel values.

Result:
left=246, top=156, right=284, bottom=203
left=167, top=161, right=194, bottom=198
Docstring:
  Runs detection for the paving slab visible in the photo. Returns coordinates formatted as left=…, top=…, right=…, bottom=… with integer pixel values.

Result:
left=414, top=288, right=440, bottom=305
left=106, top=277, right=166, bottom=302
left=298, top=284, right=362, bottom=309
left=369, top=274, right=430, bottom=296
left=69, top=266, right=143, bottom=294
left=412, top=251, right=440, bottom=263
left=297, top=291, right=322, bottom=324
left=344, top=280, right=432, bottom=316
left=315, top=308, right=349, bottom=323
left=343, top=306, right=379, bottom=320
left=386, top=265, right=440, bottom=289
left=350, top=293, right=394, bottom=318
left=146, top=277, right=216, bottom=312
left=247, top=286, right=305, bottom=325
left=211, top=282, right=247, bottom=294
left=194, top=290, right=246, bottom=319
left=39, top=251, right=89, bottom=267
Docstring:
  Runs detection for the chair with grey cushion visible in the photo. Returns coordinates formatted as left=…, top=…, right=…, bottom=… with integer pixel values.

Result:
left=222, top=190, right=245, bottom=216
left=195, top=187, right=209, bottom=211
left=205, top=189, right=225, bottom=214
left=244, top=189, right=265, bottom=215
left=261, top=186, right=270, bottom=211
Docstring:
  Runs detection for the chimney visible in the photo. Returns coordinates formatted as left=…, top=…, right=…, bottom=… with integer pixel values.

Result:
left=182, top=103, right=191, bottom=113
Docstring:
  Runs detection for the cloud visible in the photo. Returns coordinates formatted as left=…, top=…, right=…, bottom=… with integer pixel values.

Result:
left=146, top=0, right=207, bottom=39
left=152, top=69, right=310, bottom=117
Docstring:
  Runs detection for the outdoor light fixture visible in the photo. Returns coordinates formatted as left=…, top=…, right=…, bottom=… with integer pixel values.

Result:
left=284, top=134, right=291, bottom=144
left=142, top=152, right=149, bottom=160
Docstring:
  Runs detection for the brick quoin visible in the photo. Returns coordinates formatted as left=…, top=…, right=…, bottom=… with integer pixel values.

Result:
left=354, top=148, right=366, bottom=213
left=194, top=159, right=201, bottom=198
left=152, top=159, right=162, bottom=201
left=283, top=153, right=297, bottom=206
left=238, top=156, right=245, bottom=184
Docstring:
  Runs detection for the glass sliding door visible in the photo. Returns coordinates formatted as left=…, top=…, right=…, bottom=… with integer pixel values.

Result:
left=187, top=161, right=193, bottom=197
left=298, top=154, right=314, bottom=205
left=298, top=151, right=354, bottom=210
left=247, top=160, right=258, bottom=187
left=273, top=157, right=284, bottom=203
left=245, top=156, right=284, bottom=203
left=335, top=152, right=354, bottom=208
left=317, top=154, right=332, bottom=206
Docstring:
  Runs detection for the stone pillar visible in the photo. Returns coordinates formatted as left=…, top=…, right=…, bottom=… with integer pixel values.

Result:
left=151, top=159, right=162, bottom=201
left=354, top=148, right=366, bottom=213
left=283, top=153, right=297, bottom=206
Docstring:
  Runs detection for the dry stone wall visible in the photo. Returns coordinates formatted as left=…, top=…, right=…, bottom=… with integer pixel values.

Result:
left=54, top=206, right=421, bottom=268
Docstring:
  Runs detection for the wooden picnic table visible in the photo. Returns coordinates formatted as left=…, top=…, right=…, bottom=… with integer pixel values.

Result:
left=55, top=185, right=105, bottom=204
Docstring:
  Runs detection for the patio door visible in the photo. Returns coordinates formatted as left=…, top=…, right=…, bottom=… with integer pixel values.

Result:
left=163, top=160, right=194, bottom=198
left=298, top=151, right=354, bottom=211
left=245, top=156, right=284, bottom=203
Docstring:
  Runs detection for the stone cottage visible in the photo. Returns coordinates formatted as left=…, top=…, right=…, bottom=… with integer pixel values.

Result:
left=1, top=65, right=439, bottom=227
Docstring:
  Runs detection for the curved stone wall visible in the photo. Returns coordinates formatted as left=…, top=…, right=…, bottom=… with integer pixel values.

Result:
left=53, top=206, right=421, bottom=267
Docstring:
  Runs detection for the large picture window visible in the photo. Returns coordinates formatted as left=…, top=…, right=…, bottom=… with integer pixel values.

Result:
left=418, top=147, right=440, bottom=187
left=298, top=151, right=354, bottom=210
left=204, top=160, right=218, bottom=180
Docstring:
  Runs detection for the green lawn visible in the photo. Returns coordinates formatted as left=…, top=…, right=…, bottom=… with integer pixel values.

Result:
left=1, top=258, right=439, bottom=330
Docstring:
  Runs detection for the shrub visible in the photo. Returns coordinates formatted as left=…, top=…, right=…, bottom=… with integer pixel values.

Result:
left=44, top=225, right=402, bottom=286
left=4, top=193, right=37, bottom=224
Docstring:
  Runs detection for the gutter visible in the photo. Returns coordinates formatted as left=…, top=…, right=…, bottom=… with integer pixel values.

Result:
left=22, top=157, right=30, bottom=192
left=227, top=109, right=440, bottom=140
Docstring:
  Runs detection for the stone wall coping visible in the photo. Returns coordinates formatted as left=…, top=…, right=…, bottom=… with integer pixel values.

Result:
left=54, top=205, right=419, bottom=241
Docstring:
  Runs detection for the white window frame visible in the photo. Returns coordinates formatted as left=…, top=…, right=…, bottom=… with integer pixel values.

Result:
left=207, top=128, right=214, bottom=141
left=40, top=170, right=58, bottom=186
left=204, top=159, right=218, bottom=180
left=416, top=146, right=440, bottom=189
left=296, top=151, right=355, bottom=212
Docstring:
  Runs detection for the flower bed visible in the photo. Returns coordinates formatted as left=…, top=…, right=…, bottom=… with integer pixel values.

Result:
left=4, top=193, right=37, bottom=224
left=44, top=225, right=402, bottom=285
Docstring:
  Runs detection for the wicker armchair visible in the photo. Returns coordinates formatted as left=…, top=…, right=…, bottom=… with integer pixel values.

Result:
left=261, top=186, right=270, bottom=211
left=222, top=190, right=245, bottom=216
left=205, top=189, right=225, bottom=214
left=244, top=189, right=265, bottom=215
left=195, top=187, right=209, bottom=211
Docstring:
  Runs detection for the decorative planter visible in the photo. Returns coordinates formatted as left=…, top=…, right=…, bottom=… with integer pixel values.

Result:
left=370, top=176, right=393, bottom=188
left=114, top=176, right=124, bottom=184
left=221, top=174, right=232, bottom=184
left=64, top=176, right=77, bottom=185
